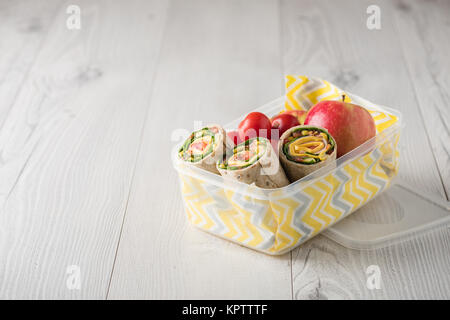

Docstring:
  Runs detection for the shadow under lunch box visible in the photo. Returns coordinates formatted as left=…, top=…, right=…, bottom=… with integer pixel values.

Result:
left=172, top=87, right=413, bottom=255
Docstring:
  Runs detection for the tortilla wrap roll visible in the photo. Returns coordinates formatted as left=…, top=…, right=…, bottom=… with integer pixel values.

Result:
left=178, top=124, right=233, bottom=175
left=279, top=125, right=337, bottom=182
left=217, top=137, right=289, bottom=189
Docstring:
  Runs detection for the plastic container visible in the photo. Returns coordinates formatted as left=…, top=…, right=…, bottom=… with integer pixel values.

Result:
left=172, top=91, right=404, bottom=255
left=323, top=180, right=450, bottom=250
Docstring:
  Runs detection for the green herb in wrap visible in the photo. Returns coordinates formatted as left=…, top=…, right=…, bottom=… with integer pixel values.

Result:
left=178, top=125, right=232, bottom=175
left=218, top=137, right=266, bottom=170
left=279, top=125, right=337, bottom=182
left=217, top=137, right=289, bottom=189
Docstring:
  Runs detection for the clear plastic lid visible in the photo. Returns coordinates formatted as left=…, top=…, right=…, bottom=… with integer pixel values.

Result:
left=323, top=179, right=450, bottom=250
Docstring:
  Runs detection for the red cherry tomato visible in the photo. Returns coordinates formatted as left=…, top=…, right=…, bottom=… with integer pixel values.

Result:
left=191, top=141, right=208, bottom=151
left=238, top=112, right=272, bottom=141
left=271, top=113, right=300, bottom=139
left=227, top=130, right=242, bottom=146
left=282, top=110, right=307, bottom=125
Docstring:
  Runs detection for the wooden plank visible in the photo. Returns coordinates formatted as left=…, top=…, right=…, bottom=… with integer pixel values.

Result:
left=108, top=0, right=292, bottom=299
left=281, top=0, right=450, bottom=299
left=0, top=0, right=60, bottom=128
left=393, top=0, right=450, bottom=197
left=0, top=0, right=168, bottom=299
left=292, top=230, right=450, bottom=299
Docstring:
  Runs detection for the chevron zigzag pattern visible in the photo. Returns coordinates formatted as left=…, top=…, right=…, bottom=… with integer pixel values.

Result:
left=179, top=131, right=399, bottom=255
left=285, top=76, right=350, bottom=111
left=284, top=75, right=398, bottom=134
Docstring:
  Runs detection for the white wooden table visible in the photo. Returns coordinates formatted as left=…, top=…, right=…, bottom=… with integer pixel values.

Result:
left=0, top=0, right=449, bottom=299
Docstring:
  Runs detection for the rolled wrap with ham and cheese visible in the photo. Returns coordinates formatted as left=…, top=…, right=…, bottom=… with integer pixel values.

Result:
left=279, top=125, right=337, bottom=182
left=217, top=137, right=289, bottom=189
left=178, top=124, right=233, bottom=175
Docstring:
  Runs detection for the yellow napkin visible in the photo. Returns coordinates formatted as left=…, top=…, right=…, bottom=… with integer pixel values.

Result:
left=284, top=75, right=398, bottom=133
left=284, top=75, right=351, bottom=111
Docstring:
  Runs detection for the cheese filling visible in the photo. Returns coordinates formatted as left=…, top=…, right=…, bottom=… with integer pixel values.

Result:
left=219, top=138, right=267, bottom=170
left=283, top=129, right=334, bottom=164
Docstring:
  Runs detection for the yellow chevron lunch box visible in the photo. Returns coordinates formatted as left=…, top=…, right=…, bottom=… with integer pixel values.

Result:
left=172, top=77, right=402, bottom=255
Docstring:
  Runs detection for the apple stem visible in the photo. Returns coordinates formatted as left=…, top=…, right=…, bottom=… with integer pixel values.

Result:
left=342, top=94, right=346, bottom=102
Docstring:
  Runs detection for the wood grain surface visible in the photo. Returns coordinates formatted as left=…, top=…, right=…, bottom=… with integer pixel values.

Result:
left=0, top=0, right=168, bottom=299
left=107, top=0, right=292, bottom=300
left=393, top=0, right=450, bottom=197
left=0, top=0, right=60, bottom=129
left=281, top=0, right=450, bottom=299
left=0, top=0, right=448, bottom=299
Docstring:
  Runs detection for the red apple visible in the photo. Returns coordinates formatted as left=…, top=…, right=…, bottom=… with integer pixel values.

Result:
left=304, top=99, right=376, bottom=157
left=283, top=110, right=307, bottom=125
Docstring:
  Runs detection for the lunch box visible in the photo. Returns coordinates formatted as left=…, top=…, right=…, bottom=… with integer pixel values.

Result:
left=172, top=77, right=449, bottom=255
